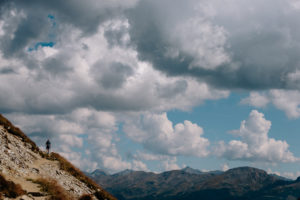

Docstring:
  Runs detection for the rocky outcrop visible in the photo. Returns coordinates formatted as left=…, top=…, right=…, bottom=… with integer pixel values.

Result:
left=0, top=114, right=116, bottom=200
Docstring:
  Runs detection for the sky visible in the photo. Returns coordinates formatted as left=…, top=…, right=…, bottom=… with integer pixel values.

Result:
left=0, top=0, right=300, bottom=179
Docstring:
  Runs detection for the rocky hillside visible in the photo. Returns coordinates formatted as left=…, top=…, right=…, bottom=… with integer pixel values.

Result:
left=0, top=114, right=116, bottom=200
left=90, top=167, right=300, bottom=200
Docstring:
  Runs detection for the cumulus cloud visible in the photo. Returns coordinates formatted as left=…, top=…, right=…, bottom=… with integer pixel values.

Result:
left=241, top=92, right=270, bottom=108
left=161, top=157, right=180, bottom=171
left=282, top=171, right=300, bottom=180
left=170, top=16, right=230, bottom=70
left=6, top=113, right=84, bottom=138
left=0, top=8, right=228, bottom=115
left=6, top=108, right=148, bottom=172
left=3, top=0, right=137, bottom=42
left=1, top=0, right=300, bottom=173
left=0, top=3, right=228, bottom=172
left=129, top=151, right=182, bottom=171
left=267, top=168, right=300, bottom=180
left=127, top=0, right=300, bottom=89
left=241, top=90, right=300, bottom=119
left=59, top=151, right=98, bottom=172
left=7, top=108, right=116, bottom=148
left=131, top=151, right=172, bottom=161
left=123, top=112, right=210, bottom=157
left=2, top=0, right=300, bottom=98
left=269, top=90, right=300, bottom=119
left=215, top=110, right=299, bottom=163
left=130, top=150, right=181, bottom=171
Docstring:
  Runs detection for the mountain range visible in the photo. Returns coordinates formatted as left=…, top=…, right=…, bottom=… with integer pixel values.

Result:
left=89, top=166, right=300, bottom=200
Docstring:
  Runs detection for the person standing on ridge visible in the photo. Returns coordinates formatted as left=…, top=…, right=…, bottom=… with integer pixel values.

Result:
left=46, top=139, right=51, bottom=154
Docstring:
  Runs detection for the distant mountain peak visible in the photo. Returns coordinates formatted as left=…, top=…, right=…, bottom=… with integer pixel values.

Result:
left=181, top=166, right=203, bottom=174
left=226, top=166, right=267, bottom=174
left=182, top=166, right=193, bottom=169
left=91, top=169, right=109, bottom=176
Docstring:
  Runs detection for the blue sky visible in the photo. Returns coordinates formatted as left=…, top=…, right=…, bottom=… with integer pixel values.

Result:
left=168, top=92, right=300, bottom=173
left=1, top=0, right=300, bottom=179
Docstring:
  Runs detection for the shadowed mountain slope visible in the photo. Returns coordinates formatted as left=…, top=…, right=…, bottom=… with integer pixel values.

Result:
left=90, top=167, right=300, bottom=200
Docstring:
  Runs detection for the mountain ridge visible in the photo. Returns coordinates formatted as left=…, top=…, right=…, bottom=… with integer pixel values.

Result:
left=89, top=166, right=300, bottom=200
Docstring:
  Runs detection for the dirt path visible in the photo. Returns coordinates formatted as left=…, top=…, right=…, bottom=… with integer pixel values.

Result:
left=2, top=156, right=59, bottom=199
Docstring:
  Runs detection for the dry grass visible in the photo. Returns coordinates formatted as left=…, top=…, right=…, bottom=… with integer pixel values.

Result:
left=0, top=174, right=26, bottom=198
left=95, top=191, right=114, bottom=200
left=49, top=153, right=116, bottom=200
left=32, top=178, right=72, bottom=200
left=50, top=152, right=95, bottom=188
left=0, top=114, right=40, bottom=153
left=79, top=194, right=93, bottom=200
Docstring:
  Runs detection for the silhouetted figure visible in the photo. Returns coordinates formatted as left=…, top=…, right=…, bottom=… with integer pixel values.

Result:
left=46, top=139, right=51, bottom=154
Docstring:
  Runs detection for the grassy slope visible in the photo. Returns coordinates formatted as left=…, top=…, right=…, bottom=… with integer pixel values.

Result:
left=0, top=173, right=26, bottom=198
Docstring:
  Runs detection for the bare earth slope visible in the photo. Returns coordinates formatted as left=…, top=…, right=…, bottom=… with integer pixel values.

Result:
left=0, top=114, right=116, bottom=200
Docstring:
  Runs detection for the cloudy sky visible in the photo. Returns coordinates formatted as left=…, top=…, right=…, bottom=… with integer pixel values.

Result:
left=1, top=0, right=300, bottom=178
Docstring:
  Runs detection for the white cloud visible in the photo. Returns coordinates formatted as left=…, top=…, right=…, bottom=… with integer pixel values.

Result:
left=267, top=168, right=300, bottom=180
left=123, top=112, right=210, bottom=157
left=6, top=113, right=84, bottom=137
left=241, top=90, right=300, bottom=119
left=132, top=160, right=149, bottom=171
left=6, top=108, right=149, bottom=173
left=290, top=0, right=300, bottom=10
left=126, top=0, right=300, bottom=91
left=173, top=17, right=230, bottom=70
left=59, top=151, right=98, bottom=172
left=59, top=134, right=83, bottom=148
left=132, top=151, right=171, bottom=161
left=98, top=155, right=148, bottom=172
left=70, top=108, right=117, bottom=132
left=101, top=156, right=131, bottom=172
left=0, top=5, right=228, bottom=174
left=216, top=110, right=299, bottom=163
left=0, top=17, right=229, bottom=114
left=222, top=163, right=229, bottom=171
left=269, top=90, right=300, bottom=119
left=131, top=151, right=183, bottom=172
left=282, top=171, right=300, bottom=180
left=267, top=168, right=281, bottom=177
left=241, top=92, right=269, bottom=108
left=161, top=157, right=180, bottom=171
left=0, top=13, right=229, bottom=173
